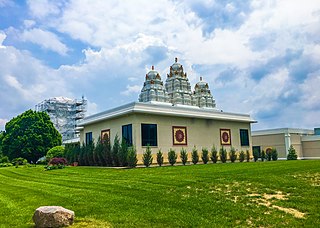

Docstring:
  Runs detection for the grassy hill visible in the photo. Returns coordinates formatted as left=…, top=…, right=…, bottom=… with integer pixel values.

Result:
left=0, top=160, right=319, bottom=227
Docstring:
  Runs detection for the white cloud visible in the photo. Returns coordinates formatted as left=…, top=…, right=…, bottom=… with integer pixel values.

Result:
left=121, top=85, right=141, bottom=96
left=20, top=28, right=68, bottom=55
left=27, top=0, right=62, bottom=19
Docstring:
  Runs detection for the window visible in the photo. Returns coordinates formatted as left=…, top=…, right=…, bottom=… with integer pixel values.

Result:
left=122, top=124, right=132, bottom=146
left=85, top=132, right=93, bottom=145
left=240, top=129, right=249, bottom=146
left=141, top=124, right=157, bottom=146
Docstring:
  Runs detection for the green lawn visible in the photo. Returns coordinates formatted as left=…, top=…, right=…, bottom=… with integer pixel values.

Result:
left=0, top=161, right=319, bottom=227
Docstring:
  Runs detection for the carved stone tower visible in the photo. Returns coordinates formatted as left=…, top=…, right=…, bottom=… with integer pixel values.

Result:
left=192, top=77, right=216, bottom=108
left=165, top=58, right=193, bottom=105
left=139, top=66, right=169, bottom=103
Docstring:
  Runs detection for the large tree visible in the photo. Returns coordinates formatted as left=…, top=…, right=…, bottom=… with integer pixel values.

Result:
left=2, top=110, right=61, bottom=162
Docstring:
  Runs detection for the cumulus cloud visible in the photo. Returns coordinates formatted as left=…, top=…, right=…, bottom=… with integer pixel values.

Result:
left=20, top=28, right=68, bottom=55
left=121, top=85, right=141, bottom=96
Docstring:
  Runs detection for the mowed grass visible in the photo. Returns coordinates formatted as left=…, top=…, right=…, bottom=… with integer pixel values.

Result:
left=0, top=160, right=319, bottom=227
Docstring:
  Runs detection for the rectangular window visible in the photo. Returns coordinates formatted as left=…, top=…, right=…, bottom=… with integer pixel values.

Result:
left=122, top=124, right=132, bottom=146
left=141, top=124, right=157, bottom=146
left=240, top=129, right=249, bottom=146
left=85, top=132, right=93, bottom=145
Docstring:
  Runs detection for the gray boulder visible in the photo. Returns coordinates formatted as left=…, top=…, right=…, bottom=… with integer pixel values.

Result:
left=33, top=206, right=75, bottom=227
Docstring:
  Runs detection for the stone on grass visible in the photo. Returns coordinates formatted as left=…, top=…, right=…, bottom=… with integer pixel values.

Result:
left=33, top=206, right=74, bottom=227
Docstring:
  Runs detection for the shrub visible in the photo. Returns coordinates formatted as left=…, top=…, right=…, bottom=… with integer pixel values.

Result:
left=210, top=145, right=218, bottom=163
left=0, top=162, right=13, bottom=167
left=12, top=157, right=28, bottom=165
left=253, top=150, right=259, bottom=162
left=191, top=147, right=199, bottom=165
left=272, top=148, right=278, bottom=161
left=219, top=147, right=227, bottom=163
left=261, top=150, right=266, bottom=162
left=48, top=157, right=68, bottom=166
left=180, top=148, right=188, bottom=165
left=229, top=147, right=237, bottom=163
left=168, top=149, right=177, bottom=166
left=112, top=135, right=120, bottom=166
left=246, top=150, right=250, bottom=162
left=266, top=149, right=272, bottom=161
left=0, top=156, right=10, bottom=163
left=127, top=146, right=138, bottom=168
left=239, top=150, right=245, bottom=162
left=156, top=150, right=164, bottom=166
left=119, top=139, right=128, bottom=167
left=201, top=148, right=209, bottom=164
left=46, top=146, right=65, bottom=160
left=287, top=145, right=298, bottom=160
left=143, top=146, right=153, bottom=167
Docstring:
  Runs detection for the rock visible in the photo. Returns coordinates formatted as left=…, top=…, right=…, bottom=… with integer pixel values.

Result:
left=33, top=206, right=75, bottom=227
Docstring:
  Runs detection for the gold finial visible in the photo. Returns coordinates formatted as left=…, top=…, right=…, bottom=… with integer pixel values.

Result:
left=175, top=57, right=178, bottom=62
left=151, top=65, right=154, bottom=70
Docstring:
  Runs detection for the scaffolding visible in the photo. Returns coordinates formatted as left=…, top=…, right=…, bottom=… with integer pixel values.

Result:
left=35, top=96, right=87, bottom=141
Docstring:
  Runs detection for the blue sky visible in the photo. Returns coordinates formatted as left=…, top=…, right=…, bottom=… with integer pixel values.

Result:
left=0, top=0, right=320, bottom=131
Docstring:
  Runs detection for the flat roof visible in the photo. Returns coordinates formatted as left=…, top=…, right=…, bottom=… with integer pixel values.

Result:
left=252, top=128, right=314, bottom=136
left=78, top=101, right=256, bottom=127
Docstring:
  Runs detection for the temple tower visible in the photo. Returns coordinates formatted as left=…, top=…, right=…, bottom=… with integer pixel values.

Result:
left=139, top=66, right=169, bottom=103
left=192, top=77, right=216, bottom=108
left=165, top=58, right=193, bottom=105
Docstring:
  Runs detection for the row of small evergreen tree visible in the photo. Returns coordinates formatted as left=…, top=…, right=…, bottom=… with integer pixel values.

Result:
left=253, top=148, right=278, bottom=162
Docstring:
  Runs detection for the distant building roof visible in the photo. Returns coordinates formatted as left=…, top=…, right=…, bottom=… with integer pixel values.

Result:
left=252, top=128, right=314, bottom=136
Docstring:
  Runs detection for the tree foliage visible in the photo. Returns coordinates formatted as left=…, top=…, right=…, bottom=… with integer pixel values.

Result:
left=180, top=148, right=188, bottom=165
left=143, top=145, right=153, bottom=167
left=219, top=147, right=227, bottom=163
left=191, top=147, right=199, bottom=165
left=46, top=146, right=65, bottom=160
left=287, top=145, right=298, bottom=160
left=156, top=150, right=164, bottom=166
left=127, top=146, right=138, bottom=168
left=201, top=148, right=209, bottom=164
left=210, top=145, right=218, bottom=163
left=2, top=110, right=61, bottom=162
left=239, top=150, right=245, bottom=162
left=168, top=149, right=177, bottom=166
left=112, top=135, right=120, bottom=166
left=229, top=147, right=237, bottom=163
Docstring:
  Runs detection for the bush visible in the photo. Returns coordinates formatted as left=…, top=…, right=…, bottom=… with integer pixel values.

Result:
left=0, top=162, right=13, bottom=167
left=219, top=147, right=227, bottom=163
left=12, top=157, right=28, bottom=165
left=210, top=145, right=218, bottom=163
left=180, top=148, right=188, bottom=165
left=201, top=148, right=209, bottom=164
left=168, top=149, right=177, bottom=166
left=191, top=147, right=199, bottom=165
left=48, top=157, right=68, bottom=166
left=239, top=150, right=245, bottom=162
left=156, top=150, right=164, bottom=166
left=143, top=146, right=153, bottom=167
left=246, top=150, right=250, bottom=162
left=119, top=139, right=128, bottom=167
left=253, top=150, right=259, bottom=162
left=266, top=149, right=272, bottom=161
left=272, top=148, right=278, bottom=161
left=127, top=146, right=138, bottom=168
left=112, top=135, right=120, bottom=166
left=46, top=146, right=65, bottom=160
left=287, top=145, right=298, bottom=160
left=0, top=156, right=10, bottom=163
left=229, top=147, right=237, bottom=163
left=261, top=150, right=266, bottom=162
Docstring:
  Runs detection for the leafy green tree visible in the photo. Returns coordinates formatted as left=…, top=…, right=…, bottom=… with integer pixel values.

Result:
left=168, top=149, right=177, bottom=166
left=118, top=138, right=128, bottom=167
left=2, top=110, right=61, bottom=162
left=0, top=131, right=4, bottom=158
left=156, top=150, right=164, bottom=166
left=253, top=149, right=259, bottom=162
left=239, top=150, right=245, bottom=162
left=101, top=134, right=112, bottom=166
left=201, top=148, right=209, bottom=164
left=112, top=135, right=120, bottom=166
left=210, top=145, right=218, bottom=163
left=229, top=147, right=237, bottom=163
left=143, top=145, right=153, bottom=167
left=246, top=150, right=250, bottom=162
left=261, top=150, right=266, bottom=162
left=180, top=148, right=188, bottom=165
left=46, top=146, right=65, bottom=160
left=271, top=148, right=278, bottom=161
left=191, top=147, right=199, bottom=165
left=94, top=137, right=104, bottom=166
left=287, top=145, right=298, bottom=160
left=219, top=147, right=227, bottom=163
left=86, top=140, right=95, bottom=166
left=127, top=146, right=138, bottom=168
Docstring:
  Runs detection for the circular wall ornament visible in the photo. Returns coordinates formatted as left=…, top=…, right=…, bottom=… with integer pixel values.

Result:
left=175, top=129, right=185, bottom=142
